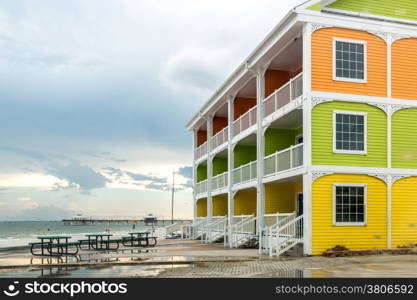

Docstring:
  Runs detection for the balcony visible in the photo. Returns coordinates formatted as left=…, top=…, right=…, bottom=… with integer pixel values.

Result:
left=233, top=106, right=257, bottom=137
left=195, top=179, right=207, bottom=196
left=195, top=141, right=207, bottom=161
left=233, top=160, right=257, bottom=186
left=264, top=143, right=303, bottom=177
left=211, top=126, right=229, bottom=151
left=263, top=73, right=303, bottom=118
left=212, top=171, right=228, bottom=191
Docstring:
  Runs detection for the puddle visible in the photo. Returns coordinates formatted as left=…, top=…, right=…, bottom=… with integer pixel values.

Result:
left=0, top=264, right=195, bottom=278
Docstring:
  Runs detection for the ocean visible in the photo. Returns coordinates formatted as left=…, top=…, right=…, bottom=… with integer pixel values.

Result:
left=0, top=221, right=158, bottom=249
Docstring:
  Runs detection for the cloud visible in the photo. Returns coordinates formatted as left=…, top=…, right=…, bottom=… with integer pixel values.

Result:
left=177, top=166, right=192, bottom=179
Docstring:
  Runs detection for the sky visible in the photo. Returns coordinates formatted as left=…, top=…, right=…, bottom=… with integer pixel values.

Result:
left=0, top=0, right=305, bottom=220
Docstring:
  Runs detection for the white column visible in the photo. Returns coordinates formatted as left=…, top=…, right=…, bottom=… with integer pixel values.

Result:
left=302, top=22, right=313, bottom=255
left=256, top=67, right=266, bottom=235
left=206, top=116, right=213, bottom=221
left=227, top=96, right=235, bottom=230
left=192, top=130, right=197, bottom=222
left=387, top=176, right=392, bottom=248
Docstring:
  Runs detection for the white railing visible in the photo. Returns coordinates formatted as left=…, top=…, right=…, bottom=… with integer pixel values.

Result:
left=184, top=217, right=208, bottom=239
left=211, top=126, right=229, bottom=150
left=229, top=215, right=257, bottom=248
left=212, top=171, right=228, bottom=191
left=264, top=144, right=303, bottom=177
left=233, top=106, right=257, bottom=136
left=204, top=216, right=228, bottom=243
left=195, top=179, right=208, bottom=195
left=225, top=214, right=252, bottom=246
left=260, top=212, right=296, bottom=253
left=263, top=212, right=294, bottom=228
left=195, top=141, right=208, bottom=161
left=265, top=214, right=304, bottom=257
left=263, top=73, right=303, bottom=117
left=233, top=160, right=257, bottom=185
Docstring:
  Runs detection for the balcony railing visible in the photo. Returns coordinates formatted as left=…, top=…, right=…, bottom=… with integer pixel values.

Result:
left=195, top=141, right=207, bottom=161
left=264, top=143, right=303, bottom=177
left=233, top=106, right=257, bottom=137
left=211, top=126, right=229, bottom=150
left=195, top=179, right=208, bottom=195
left=212, top=171, right=228, bottom=191
left=233, top=160, right=257, bottom=185
left=263, top=73, right=303, bottom=118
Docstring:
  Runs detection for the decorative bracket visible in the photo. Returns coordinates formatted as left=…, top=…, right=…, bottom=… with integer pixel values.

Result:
left=391, top=34, right=412, bottom=44
left=391, top=175, right=412, bottom=185
left=367, top=31, right=389, bottom=44
left=368, top=103, right=389, bottom=115
left=311, top=96, right=332, bottom=108
left=312, top=171, right=333, bottom=182
left=391, top=104, right=412, bottom=115
left=369, top=174, right=389, bottom=185
left=310, top=23, right=333, bottom=33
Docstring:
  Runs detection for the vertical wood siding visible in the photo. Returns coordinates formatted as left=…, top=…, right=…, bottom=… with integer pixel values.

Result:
left=392, top=108, right=417, bottom=168
left=392, top=177, right=417, bottom=247
left=213, top=116, right=228, bottom=135
left=265, top=183, right=301, bottom=214
left=312, top=174, right=387, bottom=255
left=197, top=198, right=207, bottom=217
left=234, top=188, right=257, bottom=215
left=213, top=195, right=228, bottom=216
left=265, top=69, right=291, bottom=98
left=312, top=101, right=387, bottom=167
left=392, top=38, right=417, bottom=100
left=312, top=27, right=387, bottom=97
left=197, top=130, right=207, bottom=147
left=234, top=145, right=256, bottom=168
left=234, top=97, right=256, bottom=120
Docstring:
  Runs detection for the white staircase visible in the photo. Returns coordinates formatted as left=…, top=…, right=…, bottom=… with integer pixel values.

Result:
left=227, top=215, right=257, bottom=248
left=184, top=217, right=208, bottom=240
left=261, top=213, right=304, bottom=257
left=204, top=216, right=228, bottom=243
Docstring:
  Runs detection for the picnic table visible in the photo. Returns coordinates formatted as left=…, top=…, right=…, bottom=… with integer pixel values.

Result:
left=30, top=235, right=76, bottom=256
left=81, top=233, right=119, bottom=251
left=122, top=231, right=156, bottom=247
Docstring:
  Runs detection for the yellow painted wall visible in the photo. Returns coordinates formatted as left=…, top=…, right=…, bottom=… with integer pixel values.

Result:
left=312, top=27, right=387, bottom=97
left=265, top=183, right=302, bottom=214
left=392, top=177, right=417, bottom=247
left=196, top=198, right=207, bottom=217
left=312, top=174, right=387, bottom=255
left=213, top=195, right=228, bottom=216
left=234, top=189, right=257, bottom=215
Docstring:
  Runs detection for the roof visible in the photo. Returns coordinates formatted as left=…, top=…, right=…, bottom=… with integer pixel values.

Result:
left=312, top=0, right=417, bottom=22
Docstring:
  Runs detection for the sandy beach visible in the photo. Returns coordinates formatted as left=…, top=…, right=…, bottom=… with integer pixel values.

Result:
left=1, top=240, right=417, bottom=278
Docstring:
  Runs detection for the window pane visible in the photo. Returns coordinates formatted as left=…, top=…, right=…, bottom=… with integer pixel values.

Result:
left=335, top=41, right=365, bottom=80
left=335, top=186, right=365, bottom=224
left=335, top=113, right=365, bottom=152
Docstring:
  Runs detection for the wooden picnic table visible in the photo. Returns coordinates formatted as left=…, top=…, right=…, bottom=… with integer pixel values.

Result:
left=35, top=235, right=72, bottom=256
left=85, top=233, right=113, bottom=250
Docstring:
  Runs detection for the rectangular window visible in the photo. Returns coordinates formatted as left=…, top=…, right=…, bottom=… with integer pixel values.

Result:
left=334, top=184, right=366, bottom=226
left=333, top=111, right=367, bottom=154
left=334, top=39, right=366, bottom=83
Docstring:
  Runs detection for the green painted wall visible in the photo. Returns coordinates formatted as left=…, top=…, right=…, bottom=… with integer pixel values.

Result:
left=264, top=127, right=303, bottom=156
left=312, top=101, right=387, bottom=167
left=392, top=108, right=417, bottom=168
left=327, top=0, right=417, bottom=22
left=212, top=157, right=228, bottom=176
left=196, top=164, right=207, bottom=182
left=308, top=1, right=321, bottom=11
left=234, top=145, right=256, bottom=168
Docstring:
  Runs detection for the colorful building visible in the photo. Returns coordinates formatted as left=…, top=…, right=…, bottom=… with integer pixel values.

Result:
left=186, top=0, right=417, bottom=256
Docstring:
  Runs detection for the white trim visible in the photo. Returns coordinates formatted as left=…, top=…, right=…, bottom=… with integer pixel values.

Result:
left=332, top=38, right=367, bottom=84
left=333, top=110, right=368, bottom=155
left=312, top=165, right=417, bottom=177
left=332, top=183, right=367, bottom=227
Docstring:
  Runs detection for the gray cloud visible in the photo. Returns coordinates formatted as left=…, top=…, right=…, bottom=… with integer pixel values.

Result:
left=177, top=166, right=192, bottom=179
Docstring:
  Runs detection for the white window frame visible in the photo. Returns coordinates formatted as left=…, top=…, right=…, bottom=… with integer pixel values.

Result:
left=333, top=183, right=367, bottom=227
left=333, top=38, right=367, bottom=84
left=333, top=110, right=367, bottom=155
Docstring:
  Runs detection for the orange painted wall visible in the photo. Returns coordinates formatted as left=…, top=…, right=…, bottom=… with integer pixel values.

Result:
left=213, top=116, right=228, bottom=135
left=392, top=38, right=417, bottom=100
left=197, top=130, right=207, bottom=147
left=312, top=27, right=387, bottom=97
left=265, top=69, right=291, bottom=98
left=234, top=97, right=256, bottom=120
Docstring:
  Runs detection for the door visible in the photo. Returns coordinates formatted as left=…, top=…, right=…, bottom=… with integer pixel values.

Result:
left=296, top=193, right=303, bottom=216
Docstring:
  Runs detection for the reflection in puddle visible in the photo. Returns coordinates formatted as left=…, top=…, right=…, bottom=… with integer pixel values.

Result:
left=0, top=264, right=194, bottom=278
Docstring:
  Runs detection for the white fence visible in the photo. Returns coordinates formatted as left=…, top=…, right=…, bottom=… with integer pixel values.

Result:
left=211, top=126, right=228, bottom=150
left=212, top=172, right=228, bottom=191
left=233, top=160, right=257, bottom=185
left=233, top=106, right=257, bottom=136
left=264, top=144, right=303, bottom=177
left=195, top=179, right=207, bottom=195
left=195, top=141, right=207, bottom=161
left=263, top=73, right=303, bottom=117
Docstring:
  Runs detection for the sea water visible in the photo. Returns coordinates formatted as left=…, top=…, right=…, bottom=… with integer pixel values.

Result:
left=0, top=221, right=157, bottom=249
